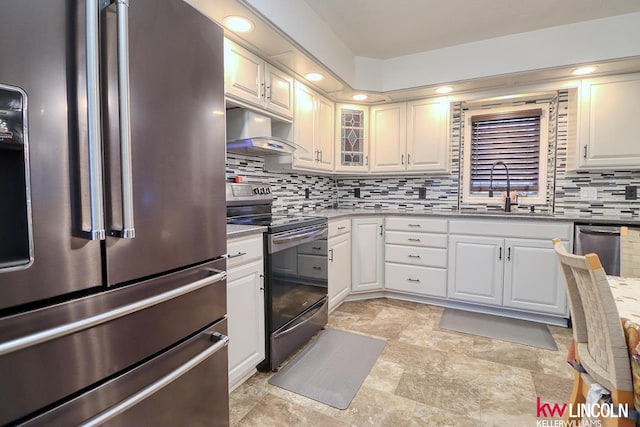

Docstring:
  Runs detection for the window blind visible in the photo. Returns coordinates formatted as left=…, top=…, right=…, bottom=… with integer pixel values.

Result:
left=469, top=108, right=542, bottom=194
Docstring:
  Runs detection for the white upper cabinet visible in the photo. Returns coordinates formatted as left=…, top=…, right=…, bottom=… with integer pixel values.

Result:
left=292, top=81, right=316, bottom=169
left=335, top=104, right=370, bottom=173
left=264, top=65, right=295, bottom=119
left=292, top=81, right=334, bottom=172
left=370, top=103, right=406, bottom=172
left=570, top=73, right=640, bottom=170
left=316, top=95, right=335, bottom=171
left=224, top=39, right=293, bottom=119
left=406, top=98, right=450, bottom=172
left=369, top=99, right=451, bottom=174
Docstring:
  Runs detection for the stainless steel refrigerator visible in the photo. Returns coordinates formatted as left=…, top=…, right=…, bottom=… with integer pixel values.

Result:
left=0, top=0, right=229, bottom=425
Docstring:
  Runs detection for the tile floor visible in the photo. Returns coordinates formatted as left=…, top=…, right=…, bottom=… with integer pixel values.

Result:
left=229, top=298, right=574, bottom=426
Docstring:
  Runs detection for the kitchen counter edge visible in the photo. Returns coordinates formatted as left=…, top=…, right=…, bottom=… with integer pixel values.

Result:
left=312, top=208, right=640, bottom=225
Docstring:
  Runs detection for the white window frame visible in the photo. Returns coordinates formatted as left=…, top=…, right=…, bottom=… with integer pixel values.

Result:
left=462, top=103, right=549, bottom=206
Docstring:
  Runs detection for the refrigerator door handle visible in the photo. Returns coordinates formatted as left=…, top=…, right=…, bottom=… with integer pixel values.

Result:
left=0, top=268, right=226, bottom=357
left=110, top=0, right=136, bottom=239
left=84, top=0, right=106, bottom=240
left=80, top=331, right=229, bottom=427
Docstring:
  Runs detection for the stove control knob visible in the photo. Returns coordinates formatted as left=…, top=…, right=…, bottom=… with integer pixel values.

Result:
left=253, top=188, right=260, bottom=195
left=266, top=188, right=271, bottom=194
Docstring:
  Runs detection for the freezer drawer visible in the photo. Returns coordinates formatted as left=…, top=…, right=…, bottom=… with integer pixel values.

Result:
left=22, top=319, right=229, bottom=426
left=0, top=258, right=226, bottom=426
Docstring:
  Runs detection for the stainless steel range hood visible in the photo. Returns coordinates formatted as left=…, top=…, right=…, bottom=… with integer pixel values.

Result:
left=226, top=109, right=304, bottom=156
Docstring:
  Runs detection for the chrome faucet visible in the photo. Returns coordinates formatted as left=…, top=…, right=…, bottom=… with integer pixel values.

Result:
left=488, top=161, right=516, bottom=212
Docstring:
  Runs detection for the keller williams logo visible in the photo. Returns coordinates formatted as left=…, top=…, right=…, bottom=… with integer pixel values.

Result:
left=535, top=397, right=629, bottom=427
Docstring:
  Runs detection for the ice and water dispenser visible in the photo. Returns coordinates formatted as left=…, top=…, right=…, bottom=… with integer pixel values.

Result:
left=0, top=85, right=32, bottom=270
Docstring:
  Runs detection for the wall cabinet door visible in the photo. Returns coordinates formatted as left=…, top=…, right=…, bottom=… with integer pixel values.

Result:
left=224, top=38, right=263, bottom=107
left=351, top=217, right=384, bottom=292
left=293, top=82, right=334, bottom=171
left=335, top=104, right=369, bottom=172
left=316, top=95, right=335, bottom=171
left=264, top=64, right=294, bottom=119
left=577, top=73, right=640, bottom=169
left=328, top=233, right=351, bottom=312
left=448, top=235, right=504, bottom=305
left=227, top=260, right=265, bottom=391
left=503, top=239, right=568, bottom=315
left=292, top=81, right=317, bottom=169
left=370, top=103, right=406, bottom=172
left=224, top=39, right=293, bottom=119
left=406, top=98, right=450, bottom=172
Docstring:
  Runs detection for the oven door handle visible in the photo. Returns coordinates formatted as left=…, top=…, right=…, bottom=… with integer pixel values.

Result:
left=272, top=227, right=327, bottom=244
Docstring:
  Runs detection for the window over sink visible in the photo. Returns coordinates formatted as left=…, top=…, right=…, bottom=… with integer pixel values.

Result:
left=461, top=103, right=550, bottom=207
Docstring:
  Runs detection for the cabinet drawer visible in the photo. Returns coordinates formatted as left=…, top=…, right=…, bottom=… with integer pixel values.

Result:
left=385, top=263, right=447, bottom=297
left=297, top=254, right=327, bottom=279
left=385, top=231, right=447, bottom=248
left=328, top=219, right=350, bottom=238
left=385, top=217, right=448, bottom=233
left=227, top=235, right=263, bottom=268
left=298, top=240, right=328, bottom=255
left=385, top=244, right=447, bottom=268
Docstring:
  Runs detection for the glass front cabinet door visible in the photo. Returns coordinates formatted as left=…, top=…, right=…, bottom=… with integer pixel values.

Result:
left=335, top=104, right=369, bottom=173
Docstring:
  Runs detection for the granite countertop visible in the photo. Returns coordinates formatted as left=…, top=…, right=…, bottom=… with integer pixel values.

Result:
left=311, top=208, right=640, bottom=225
left=226, top=224, right=267, bottom=238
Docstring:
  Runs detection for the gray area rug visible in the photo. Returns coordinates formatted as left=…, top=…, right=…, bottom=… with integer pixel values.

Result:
left=268, top=328, right=386, bottom=409
left=439, top=309, right=558, bottom=351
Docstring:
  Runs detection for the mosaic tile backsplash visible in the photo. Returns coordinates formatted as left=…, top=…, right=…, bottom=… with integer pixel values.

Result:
left=226, top=153, right=336, bottom=214
left=226, top=91, right=639, bottom=218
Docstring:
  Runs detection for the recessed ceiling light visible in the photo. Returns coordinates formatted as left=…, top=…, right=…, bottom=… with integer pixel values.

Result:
left=436, top=86, right=453, bottom=94
left=572, top=66, right=596, bottom=76
left=305, top=73, right=324, bottom=82
left=223, top=16, right=254, bottom=33
left=352, top=94, right=368, bottom=101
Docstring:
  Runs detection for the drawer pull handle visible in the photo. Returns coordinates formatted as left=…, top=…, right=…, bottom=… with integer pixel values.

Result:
left=228, top=252, right=247, bottom=259
left=337, top=226, right=346, bottom=230
left=407, top=278, right=420, bottom=283
left=408, top=254, right=421, bottom=258
left=408, top=224, right=421, bottom=227
left=312, top=266, right=322, bottom=270
left=407, top=238, right=421, bottom=242
left=312, top=246, right=322, bottom=250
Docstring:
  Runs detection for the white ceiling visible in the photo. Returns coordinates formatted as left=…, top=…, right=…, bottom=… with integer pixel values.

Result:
left=303, top=0, right=640, bottom=59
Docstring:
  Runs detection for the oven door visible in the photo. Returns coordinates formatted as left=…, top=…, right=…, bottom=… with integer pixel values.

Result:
left=267, top=223, right=328, bottom=332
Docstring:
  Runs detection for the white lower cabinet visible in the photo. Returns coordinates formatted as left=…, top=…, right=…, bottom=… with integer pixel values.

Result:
left=384, top=217, right=448, bottom=297
left=447, top=219, right=572, bottom=317
left=226, top=235, right=265, bottom=391
left=503, top=238, right=568, bottom=315
left=328, top=231, right=351, bottom=312
left=447, top=235, right=504, bottom=305
left=351, top=217, right=384, bottom=292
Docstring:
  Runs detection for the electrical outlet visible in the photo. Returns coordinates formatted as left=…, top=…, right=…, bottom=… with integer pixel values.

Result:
left=305, top=188, right=310, bottom=199
left=354, top=188, right=361, bottom=198
left=626, top=185, right=638, bottom=200
left=418, top=187, right=427, bottom=199
left=580, top=187, right=598, bottom=201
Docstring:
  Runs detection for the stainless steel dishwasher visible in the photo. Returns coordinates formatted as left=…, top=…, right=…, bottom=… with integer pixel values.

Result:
left=574, top=225, right=621, bottom=276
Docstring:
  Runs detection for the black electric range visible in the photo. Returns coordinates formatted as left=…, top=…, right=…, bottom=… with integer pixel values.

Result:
left=226, top=181, right=328, bottom=371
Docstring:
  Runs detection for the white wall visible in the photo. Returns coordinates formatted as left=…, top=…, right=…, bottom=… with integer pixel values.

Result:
left=243, top=0, right=356, bottom=86
left=373, top=12, right=640, bottom=91
left=243, top=2, right=640, bottom=92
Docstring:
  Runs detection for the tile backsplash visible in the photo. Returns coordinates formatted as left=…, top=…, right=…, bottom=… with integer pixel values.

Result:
left=226, top=92, right=639, bottom=218
left=226, top=153, right=336, bottom=214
